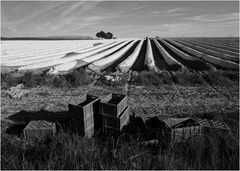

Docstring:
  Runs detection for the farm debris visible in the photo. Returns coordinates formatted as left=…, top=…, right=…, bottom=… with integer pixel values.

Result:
left=68, top=94, right=101, bottom=138
left=5, top=84, right=30, bottom=99
left=104, top=75, right=121, bottom=82
left=23, top=120, right=56, bottom=140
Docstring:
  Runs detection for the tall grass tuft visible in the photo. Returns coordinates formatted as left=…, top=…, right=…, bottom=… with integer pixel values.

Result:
left=1, top=128, right=238, bottom=170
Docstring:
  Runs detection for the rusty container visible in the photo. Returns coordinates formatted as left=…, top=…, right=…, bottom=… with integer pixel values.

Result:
left=23, top=120, right=56, bottom=140
left=101, top=93, right=127, bottom=117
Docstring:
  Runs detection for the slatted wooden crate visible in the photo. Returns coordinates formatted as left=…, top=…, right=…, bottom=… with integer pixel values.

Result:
left=101, top=93, right=127, bottom=117
left=68, top=94, right=101, bottom=138
left=68, top=95, right=100, bottom=119
left=103, top=106, right=129, bottom=131
left=163, top=117, right=230, bottom=143
left=23, top=120, right=56, bottom=140
left=170, top=126, right=202, bottom=143
left=192, top=117, right=230, bottom=131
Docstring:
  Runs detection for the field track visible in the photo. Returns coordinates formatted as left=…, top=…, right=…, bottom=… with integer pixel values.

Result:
left=1, top=38, right=239, bottom=74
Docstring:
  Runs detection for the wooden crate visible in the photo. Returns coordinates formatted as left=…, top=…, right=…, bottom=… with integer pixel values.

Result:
left=171, top=126, right=203, bottom=143
left=68, top=94, right=101, bottom=138
left=192, top=118, right=230, bottom=131
left=163, top=117, right=230, bottom=143
left=103, top=106, right=129, bottom=131
left=68, top=94, right=100, bottom=119
left=101, top=93, right=127, bottom=117
left=23, top=120, right=56, bottom=140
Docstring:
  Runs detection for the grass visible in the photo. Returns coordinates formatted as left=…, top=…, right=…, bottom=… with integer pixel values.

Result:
left=131, top=71, right=172, bottom=86
left=1, top=68, right=239, bottom=170
left=1, top=68, right=94, bottom=89
left=1, top=124, right=238, bottom=170
left=130, top=70, right=238, bottom=87
left=1, top=69, right=238, bottom=89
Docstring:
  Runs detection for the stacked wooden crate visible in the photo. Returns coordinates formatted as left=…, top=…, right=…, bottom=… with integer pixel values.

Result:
left=68, top=94, right=101, bottom=138
left=100, top=93, right=129, bottom=132
left=23, top=120, right=56, bottom=140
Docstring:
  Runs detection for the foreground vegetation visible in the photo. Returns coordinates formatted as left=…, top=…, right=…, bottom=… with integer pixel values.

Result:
left=1, top=68, right=239, bottom=170
left=1, top=69, right=239, bottom=89
left=1, top=124, right=239, bottom=170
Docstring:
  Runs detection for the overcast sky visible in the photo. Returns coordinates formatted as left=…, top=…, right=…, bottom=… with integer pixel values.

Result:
left=1, top=1, right=239, bottom=38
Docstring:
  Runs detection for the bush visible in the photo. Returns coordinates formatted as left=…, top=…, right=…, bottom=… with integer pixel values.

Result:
left=1, top=73, right=19, bottom=89
left=171, top=71, right=205, bottom=86
left=131, top=71, right=172, bottom=86
left=64, top=69, right=93, bottom=87
left=1, top=69, right=94, bottom=89
left=203, top=71, right=233, bottom=86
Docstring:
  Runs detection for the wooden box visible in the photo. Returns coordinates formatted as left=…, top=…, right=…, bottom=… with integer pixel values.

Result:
left=103, top=106, right=129, bottom=131
left=68, top=95, right=100, bottom=119
left=163, top=117, right=230, bottom=143
left=23, top=120, right=56, bottom=140
left=68, top=94, right=101, bottom=138
left=101, top=93, right=127, bottom=117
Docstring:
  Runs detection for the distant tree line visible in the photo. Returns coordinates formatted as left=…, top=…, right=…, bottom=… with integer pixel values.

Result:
left=96, top=31, right=116, bottom=39
left=1, top=36, right=96, bottom=41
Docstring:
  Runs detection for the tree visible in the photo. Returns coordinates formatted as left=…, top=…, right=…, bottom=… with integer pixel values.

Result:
left=96, top=31, right=114, bottom=39
left=106, top=32, right=113, bottom=39
left=96, top=32, right=101, bottom=39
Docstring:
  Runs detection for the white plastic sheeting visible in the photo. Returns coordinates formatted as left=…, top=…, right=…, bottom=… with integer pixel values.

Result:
left=153, top=39, right=184, bottom=69
left=185, top=39, right=239, bottom=57
left=81, top=40, right=131, bottom=63
left=144, top=39, right=158, bottom=71
left=159, top=39, right=200, bottom=61
left=50, top=40, right=132, bottom=72
left=1, top=40, right=112, bottom=56
left=17, top=41, right=124, bottom=70
left=2, top=41, right=118, bottom=66
left=167, top=39, right=239, bottom=70
left=172, top=39, right=238, bottom=63
left=1, top=44, right=95, bottom=65
left=118, top=39, right=144, bottom=72
left=2, top=42, right=93, bottom=60
left=88, top=40, right=138, bottom=72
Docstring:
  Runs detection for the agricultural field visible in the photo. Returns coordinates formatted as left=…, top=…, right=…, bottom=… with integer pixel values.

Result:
left=1, top=37, right=239, bottom=74
left=1, top=37, right=239, bottom=170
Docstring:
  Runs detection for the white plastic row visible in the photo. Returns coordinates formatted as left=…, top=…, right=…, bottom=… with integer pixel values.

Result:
left=2, top=41, right=118, bottom=66
left=184, top=39, right=239, bottom=57
left=166, top=39, right=239, bottom=70
left=17, top=41, right=126, bottom=70
left=172, top=39, right=238, bottom=63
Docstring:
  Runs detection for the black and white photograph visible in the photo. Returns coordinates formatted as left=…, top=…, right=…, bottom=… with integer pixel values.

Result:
left=1, top=0, right=239, bottom=170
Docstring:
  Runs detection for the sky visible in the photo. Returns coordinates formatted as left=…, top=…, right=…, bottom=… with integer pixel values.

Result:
left=1, top=1, right=239, bottom=38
